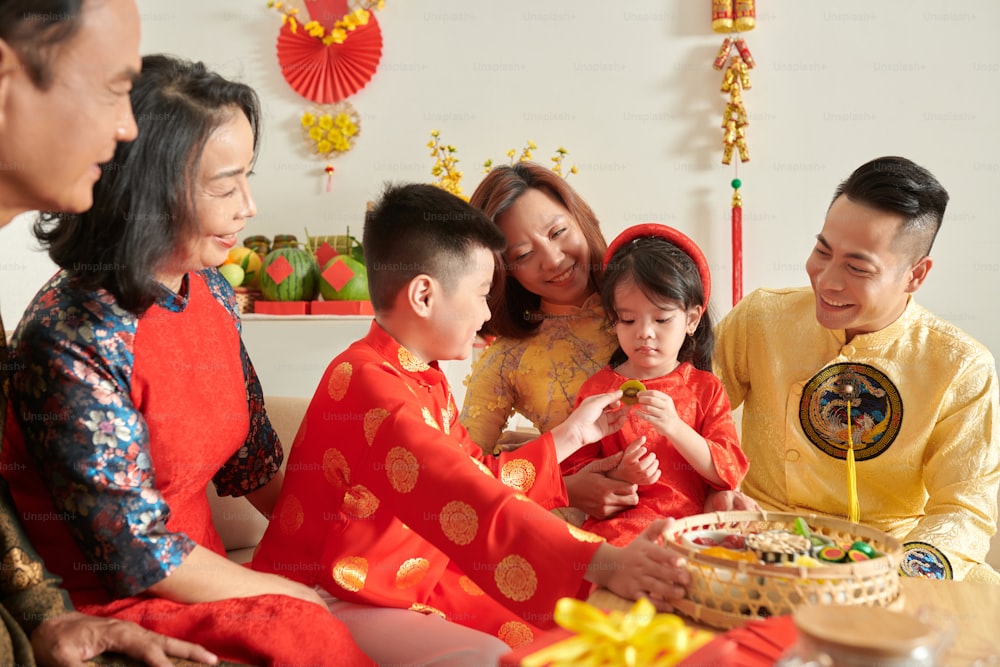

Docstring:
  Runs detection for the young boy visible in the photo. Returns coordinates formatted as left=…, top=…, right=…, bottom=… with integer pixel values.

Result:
left=253, top=184, right=691, bottom=659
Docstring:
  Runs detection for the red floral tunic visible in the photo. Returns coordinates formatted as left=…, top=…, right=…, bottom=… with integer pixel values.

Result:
left=564, top=363, right=748, bottom=546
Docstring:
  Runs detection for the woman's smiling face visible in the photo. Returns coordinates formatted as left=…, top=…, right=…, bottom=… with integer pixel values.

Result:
left=496, top=187, right=594, bottom=307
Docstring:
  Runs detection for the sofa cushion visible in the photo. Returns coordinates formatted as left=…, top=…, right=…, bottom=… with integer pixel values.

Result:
left=207, top=395, right=308, bottom=557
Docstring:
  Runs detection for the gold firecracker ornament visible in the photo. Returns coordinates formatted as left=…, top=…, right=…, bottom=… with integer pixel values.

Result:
left=712, top=0, right=733, bottom=32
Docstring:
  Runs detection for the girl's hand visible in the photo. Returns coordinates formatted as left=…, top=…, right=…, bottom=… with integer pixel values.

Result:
left=632, top=390, right=682, bottom=439
left=607, top=436, right=661, bottom=486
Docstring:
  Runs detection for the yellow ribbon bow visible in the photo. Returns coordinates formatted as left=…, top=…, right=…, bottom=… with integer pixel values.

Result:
left=520, top=597, right=713, bottom=667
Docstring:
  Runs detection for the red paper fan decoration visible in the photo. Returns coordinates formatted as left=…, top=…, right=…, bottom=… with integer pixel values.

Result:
left=276, top=13, right=383, bottom=104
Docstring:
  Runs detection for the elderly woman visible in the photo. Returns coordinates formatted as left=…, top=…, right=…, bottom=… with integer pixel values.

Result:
left=2, top=54, right=370, bottom=666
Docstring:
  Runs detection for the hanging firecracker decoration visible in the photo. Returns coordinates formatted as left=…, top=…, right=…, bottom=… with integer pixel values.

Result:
left=711, top=0, right=755, bottom=306
left=267, top=0, right=384, bottom=188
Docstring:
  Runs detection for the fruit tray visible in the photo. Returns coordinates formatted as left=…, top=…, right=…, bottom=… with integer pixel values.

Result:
left=661, top=510, right=903, bottom=630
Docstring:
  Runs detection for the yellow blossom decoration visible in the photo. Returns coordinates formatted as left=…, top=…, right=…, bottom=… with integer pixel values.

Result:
left=267, top=0, right=385, bottom=46
left=301, top=102, right=361, bottom=159
left=431, top=134, right=578, bottom=200
left=427, top=130, right=466, bottom=200
left=482, top=140, right=577, bottom=178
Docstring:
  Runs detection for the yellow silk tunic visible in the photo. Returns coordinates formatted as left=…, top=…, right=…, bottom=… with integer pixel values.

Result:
left=461, top=293, right=618, bottom=451
left=714, top=287, right=1000, bottom=581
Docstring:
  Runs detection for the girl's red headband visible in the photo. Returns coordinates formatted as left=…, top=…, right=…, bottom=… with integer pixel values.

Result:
left=603, top=223, right=712, bottom=307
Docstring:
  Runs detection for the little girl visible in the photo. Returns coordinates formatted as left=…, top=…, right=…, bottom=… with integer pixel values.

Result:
left=563, top=223, right=749, bottom=546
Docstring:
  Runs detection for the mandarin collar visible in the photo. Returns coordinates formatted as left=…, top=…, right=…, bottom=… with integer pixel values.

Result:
left=366, top=321, right=445, bottom=384
left=539, top=291, right=603, bottom=317
left=155, top=273, right=192, bottom=313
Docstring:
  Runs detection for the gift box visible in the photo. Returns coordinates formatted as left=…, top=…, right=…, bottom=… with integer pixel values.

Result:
left=309, top=300, right=374, bottom=315
left=500, top=598, right=714, bottom=667
left=253, top=300, right=310, bottom=315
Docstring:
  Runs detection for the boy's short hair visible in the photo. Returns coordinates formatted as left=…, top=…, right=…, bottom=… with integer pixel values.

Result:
left=831, top=156, right=949, bottom=260
left=364, top=183, right=507, bottom=311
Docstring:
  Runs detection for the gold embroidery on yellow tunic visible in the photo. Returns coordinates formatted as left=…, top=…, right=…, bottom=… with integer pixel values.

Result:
left=327, top=362, right=352, bottom=400
left=439, top=500, right=478, bottom=545
left=495, top=554, right=537, bottom=602
left=332, top=556, right=368, bottom=592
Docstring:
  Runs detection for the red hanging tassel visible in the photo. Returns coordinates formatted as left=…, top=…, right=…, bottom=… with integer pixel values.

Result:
left=325, top=164, right=335, bottom=192
left=731, top=177, right=742, bottom=306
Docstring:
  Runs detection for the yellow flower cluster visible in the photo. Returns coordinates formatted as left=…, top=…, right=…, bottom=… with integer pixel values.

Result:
left=427, top=130, right=466, bottom=200
left=482, top=141, right=578, bottom=177
left=302, top=108, right=359, bottom=156
left=267, top=0, right=385, bottom=46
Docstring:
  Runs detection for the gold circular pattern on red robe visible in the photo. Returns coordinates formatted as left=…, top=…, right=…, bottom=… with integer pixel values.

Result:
left=395, top=557, right=430, bottom=589
left=386, top=446, right=419, bottom=492
left=421, top=407, right=439, bottom=430
left=568, top=524, right=605, bottom=543
left=398, top=347, right=430, bottom=372
left=322, top=447, right=350, bottom=487
left=278, top=494, right=304, bottom=535
left=332, top=556, right=368, bottom=592
left=500, top=459, right=537, bottom=492
left=495, top=554, right=537, bottom=602
left=498, top=621, right=535, bottom=649
left=408, top=602, right=447, bottom=618
left=327, top=362, right=353, bottom=400
left=343, top=483, right=379, bottom=519
left=440, top=500, right=478, bottom=545
left=364, top=407, right=390, bottom=446
left=458, top=575, right=485, bottom=596
left=0, top=548, right=43, bottom=591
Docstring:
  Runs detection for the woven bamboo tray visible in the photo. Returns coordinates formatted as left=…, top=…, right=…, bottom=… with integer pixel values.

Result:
left=661, top=511, right=903, bottom=630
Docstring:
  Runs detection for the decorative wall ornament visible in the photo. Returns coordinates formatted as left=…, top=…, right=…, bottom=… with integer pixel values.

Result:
left=711, top=0, right=756, bottom=306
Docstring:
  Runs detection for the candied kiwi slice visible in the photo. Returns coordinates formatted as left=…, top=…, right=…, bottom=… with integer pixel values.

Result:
left=619, top=379, right=646, bottom=405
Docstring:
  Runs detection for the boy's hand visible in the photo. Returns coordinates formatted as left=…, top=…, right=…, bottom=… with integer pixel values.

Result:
left=550, top=391, right=626, bottom=462
left=606, top=436, right=661, bottom=486
left=584, top=518, right=689, bottom=612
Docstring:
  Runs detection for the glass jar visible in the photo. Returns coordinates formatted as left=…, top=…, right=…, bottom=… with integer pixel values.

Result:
left=776, top=605, right=946, bottom=667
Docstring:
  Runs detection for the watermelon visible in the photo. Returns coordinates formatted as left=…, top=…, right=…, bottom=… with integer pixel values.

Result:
left=258, top=247, right=320, bottom=301
left=319, top=255, right=369, bottom=301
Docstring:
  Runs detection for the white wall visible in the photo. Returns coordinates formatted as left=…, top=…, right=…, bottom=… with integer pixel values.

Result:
left=3, top=1, right=999, bottom=396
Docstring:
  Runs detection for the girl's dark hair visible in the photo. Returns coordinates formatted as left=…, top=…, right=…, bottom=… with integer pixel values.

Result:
left=0, top=0, right=83, bottom=88
left=34, top=54, right=261, bottom=314
left=601, top=236, right=715, bottom=372
left=469, top=162, right=606, bottom=339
